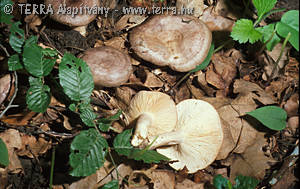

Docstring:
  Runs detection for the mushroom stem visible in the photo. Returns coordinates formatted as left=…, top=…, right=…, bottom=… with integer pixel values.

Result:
left=149, top=131, right=183, bottom=150
left=73, top=26, right=87, bottom=37
left=131, top=113, right=153, bottom=147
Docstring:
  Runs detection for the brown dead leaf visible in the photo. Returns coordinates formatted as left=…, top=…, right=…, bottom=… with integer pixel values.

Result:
left=206, top=53, right=237, bottom=95
left=196, top=71, right=216, bottom=97
left=115, top=15, right=148, bottom=31
left=24, top=14, right=41, bottom=32
left=150, top=170, right=175, bottom=189
left=284, top=93, right=299, bottom=117
left=287, top=116, right=299, bottom=134
left=200, top=6, right=234, bottom=31
left=144, top=70, right=164, bottom=88
left=70, top=173, right=97, bottom=189
left=17, top=134, right=51, bottom=158
left=175, top=84, right=191, bottom=103
left=0, top=129, right=22, bottom=173
left=214, top=0, right=241, bottom=20
left=0, top=74, right=12, bottom=106
left=175, top=179, right=204, bottom=189
left=1, top=111, right=36, bottom=126
left=114, top=86, right=136, bottom=111
left=230, top=133, right=274, bottom=181
left=176, top=0, right=204, bottom=17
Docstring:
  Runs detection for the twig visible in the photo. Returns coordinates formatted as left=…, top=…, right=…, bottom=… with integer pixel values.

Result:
left=0, top=44, right=10, bottom=57
left=0, top=71, right=19, bottom=119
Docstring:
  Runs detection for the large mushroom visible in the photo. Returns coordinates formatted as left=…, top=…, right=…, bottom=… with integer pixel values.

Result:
left=127, top=91, right=178, bottom=147
left=44, top=0, right=100, bottom=36
left=129, top=15, right=212, bottom=72
left=80, top=46, right=133, bottom=88
left=147, top=99, right=223, bottom=173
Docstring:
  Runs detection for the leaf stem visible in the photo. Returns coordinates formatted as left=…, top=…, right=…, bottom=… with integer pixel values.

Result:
left=49, top=145, right=56, bottom=189
left=107, top=148, right=120, bottom=188
left=266, top=32, right=291, bottom=85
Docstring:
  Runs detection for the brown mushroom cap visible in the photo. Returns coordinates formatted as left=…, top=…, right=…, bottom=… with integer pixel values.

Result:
left=80, top=46, right=133, bottom=87
left=44, top=0, right=100, bottom=27
left=129, top=15, right=212, bottom=72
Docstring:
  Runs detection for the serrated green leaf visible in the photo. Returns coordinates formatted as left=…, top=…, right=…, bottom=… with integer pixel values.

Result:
left=256, top=24, right=280, bottom=51
left=102, top=180, right=119, bottom=189
left=23, top=37, right=55, bottom=77
left=252, top=0, right=277, bottom=18
left=189, top=43, right=214, bottom=73
left=0, top=138, right=9, bottom=167
left=233, top=175, right=259, bottom=189
left=246, top=106, right=287, bottom=131
left=98, top=110, right=122, bottom=132
left=8, top=54, right=23, bottom=71
left=113, top=129, right=169, bottom=163
left=59, top=53, right=94, bottom=101
left=69, top=128, right=108, bottom=177
left=0, top=0, right=13, bottom=24
left=213, top=175, right=232, bottom=189
left=42, top=48, right=58, bottom=57
left=80, top=108, right=97, bottom=127
left=231, top=19, right=262, bottom=44
left=276, top=10, right=299, bottom=51
left=9, top=22, right=25, bottom=53
left=26, top=77, right=51, bottom=113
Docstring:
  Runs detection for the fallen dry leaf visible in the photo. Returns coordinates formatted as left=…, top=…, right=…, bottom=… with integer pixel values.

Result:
left=115, top=15, right=148, bottom=31
left=284, top=93, right=299, bottom=117
left=176, top=0, right=204, bottom=17
left=150, top=170, right=175, bottom=189
left=0, top=129, right=22, bottom=173
left=0, top=74, right=13, bottom=106
left=200, top=6, right=234, bottom=31
left=24, top=14, right=41, bottom=32
left=230, top=133, right=275, bottom=181
left=17, top=134, right=51, bottom=158
left=175, top=179, right=204, bottom=189
left=0, top=111, right=36, bottom=126
left=144, top=70, right=164, bottom=88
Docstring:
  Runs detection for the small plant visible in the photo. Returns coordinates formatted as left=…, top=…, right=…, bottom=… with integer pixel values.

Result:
left=213, top=174, right=259, bottom=189
left=231, top=0, right=299, bottom=51
left=1, top=1, right=169, bottom=188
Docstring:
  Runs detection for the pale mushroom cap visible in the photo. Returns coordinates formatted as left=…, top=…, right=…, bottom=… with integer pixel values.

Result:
left=130, top=15, right=212, bottom=72
left=128, top=91, right=177, bottom=138
left=80, top=46, right=133, bottom=87
left=156, top=99, right=223, bottom=173
left=45, top=0, right=100, bottom=27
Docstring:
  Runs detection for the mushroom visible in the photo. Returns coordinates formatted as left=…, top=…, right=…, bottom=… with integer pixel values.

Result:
left=129, top=15, right=212, bottom=72
left=148, top=99, right=223, bottom=173
left=44, top=0, right=100, bottom=36
left=127, top=91, right=177, bottom=147
left=80, top=46, right=133, bottom=88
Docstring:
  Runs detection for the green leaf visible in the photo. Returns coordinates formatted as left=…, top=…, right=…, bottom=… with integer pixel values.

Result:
left=233, top=175, right=259, bottom=189
left=69, top=103, right=76, bottom=111
left=252, top=0, right=277, bottom=18
left=213, top=175, right=232, bottom=189
left=8, top=54, right=23, bottom=71
left=113, top=129, right=169, bottom=163
left=0, top=0, right=13, bottom=24
left=231, top=19, right=262, bottom=44
left=189, top=43, right=214, bottom=73
left=80, top=108, right=97, bottom=127
left=23, top=37, right=55, bottom=77
left=246, top=106, right=287, bottom=131
left=59, top=53, right=94, bottom=101
left=256, top=24, right=280, bottom=51
left=102, top=180, right=119, bottom=189
left=26, top=77, right=51, bottom=113
left=9, top=22, right=25, bottom=53
left=42, top=48, right=58, bottom=57
left=276, top=10, right=299, bottom=51
left=69, top=128, right=108, bottom=177
left=0, top=138, right=9, bottom=167
left=98, top=110, right=122, bottom=132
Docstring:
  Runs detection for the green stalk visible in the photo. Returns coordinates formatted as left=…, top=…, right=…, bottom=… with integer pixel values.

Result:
left=266, top=32, right=291, bottom=85
left=49, top=145, right=56, bottom=189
